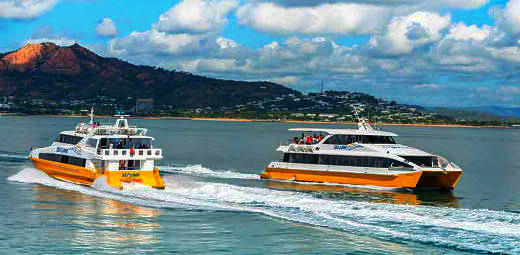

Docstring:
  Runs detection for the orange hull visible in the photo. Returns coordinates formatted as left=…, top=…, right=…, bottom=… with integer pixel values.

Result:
left=30, top=157, right=97, bottom=185
left=30, top=157, right=165, bottom=189
left=416, top=170, right=462, bottom=190
left=260, top=168, right=423, bottom=188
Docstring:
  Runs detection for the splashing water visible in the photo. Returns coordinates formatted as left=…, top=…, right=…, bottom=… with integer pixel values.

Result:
left=7, top=167, right=520, bottom=254
left=160, top=164, right=259, bottom=180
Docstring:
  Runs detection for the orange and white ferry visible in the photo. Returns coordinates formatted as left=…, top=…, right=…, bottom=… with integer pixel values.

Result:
left=260, top=119, right=463, bottom=190
left=29, top=111, right=165, bottom=189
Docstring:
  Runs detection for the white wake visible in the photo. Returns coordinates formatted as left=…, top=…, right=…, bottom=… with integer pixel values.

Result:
left=7, top=167, right=520, bottom=254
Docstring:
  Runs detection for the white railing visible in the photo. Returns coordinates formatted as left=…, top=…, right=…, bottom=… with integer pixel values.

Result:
left=288, top=144, right=316, bottom=152
left=100, top=148, right=162, bottom=159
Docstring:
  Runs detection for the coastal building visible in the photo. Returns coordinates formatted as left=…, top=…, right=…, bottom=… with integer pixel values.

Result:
left=319, top=113, right=339, bottom=119
left=136, top=98, right=154, bottom=114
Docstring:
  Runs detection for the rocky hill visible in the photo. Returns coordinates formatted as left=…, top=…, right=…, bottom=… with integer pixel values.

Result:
left=0, top=43, right=298, bottom=108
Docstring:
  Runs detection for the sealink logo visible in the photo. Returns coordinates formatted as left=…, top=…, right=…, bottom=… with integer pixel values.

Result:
left=334, top=144, right=361, bottom=150
left=56, top=147, right=81, bottom=155
left=122, top=173, right=140, bottom=178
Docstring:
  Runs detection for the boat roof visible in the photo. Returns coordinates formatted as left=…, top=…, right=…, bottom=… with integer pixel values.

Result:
left=288, top=128, right=398, bottom=137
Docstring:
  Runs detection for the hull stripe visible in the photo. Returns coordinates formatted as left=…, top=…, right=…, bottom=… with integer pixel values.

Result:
left=261, top=167, right=422, bottom=188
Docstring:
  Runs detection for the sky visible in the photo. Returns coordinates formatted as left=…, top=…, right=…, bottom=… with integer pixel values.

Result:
left=1, top=0, right=520, bottom=107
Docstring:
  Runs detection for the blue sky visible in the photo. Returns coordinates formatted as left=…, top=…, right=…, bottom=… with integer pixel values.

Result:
left=1, top=0, right=520, bottom=107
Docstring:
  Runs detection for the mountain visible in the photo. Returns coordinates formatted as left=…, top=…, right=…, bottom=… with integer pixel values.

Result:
left=426, top=106, right=520, bottom=121
left=0, top=43, right=298, bottom=109
left=463, top=106, right=520, bottom=118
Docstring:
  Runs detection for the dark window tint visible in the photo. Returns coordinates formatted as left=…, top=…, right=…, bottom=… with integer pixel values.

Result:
left=400, top=156, right=437, bottom=167
left=101, top=138, right=153, bottom=149
left=324, top=135, right=395, bottom=145
left=40, top=153, right=86, bottom=167
left=389, top=159, right=413, bottom=168
left=55, top=134, right=83, bottom=145
left=86, top=138, right=98, bottom=148
left=283, top=153, right=402, bottom=168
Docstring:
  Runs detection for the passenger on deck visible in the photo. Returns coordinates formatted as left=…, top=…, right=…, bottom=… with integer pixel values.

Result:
left=306, top=135, right=312, bottom=145
left=109, top=141, right=114, bottom=149
left=318, top=134, right=323, bottom=141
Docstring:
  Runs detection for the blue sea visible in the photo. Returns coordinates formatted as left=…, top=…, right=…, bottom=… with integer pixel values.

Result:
left=2, top=116, right=520, bottom=254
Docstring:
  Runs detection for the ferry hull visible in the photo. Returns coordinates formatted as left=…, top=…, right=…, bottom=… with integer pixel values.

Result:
left=30, top=157, right=165, bottom=189
left=416, top=170, right=462, bottom=190
left=31, top=157, right=97, bottom=185
left=260, top=168, right=423, bottom=189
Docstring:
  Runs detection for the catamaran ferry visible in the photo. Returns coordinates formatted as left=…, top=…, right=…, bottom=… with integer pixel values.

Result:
left=260, top=119, right=463, bottom=190
left=29, top=112, right=165, bottom=189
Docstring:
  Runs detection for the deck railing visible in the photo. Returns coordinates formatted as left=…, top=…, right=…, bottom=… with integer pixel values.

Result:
left=100, top=148, right=162, bottom=159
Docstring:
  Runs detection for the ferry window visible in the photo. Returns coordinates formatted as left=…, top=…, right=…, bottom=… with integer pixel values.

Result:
left=282, top=153, right=289, bottom=162
left=127, top=160, right=141, bottom=170
left=359, top=136, right=396, bottom=144
left=285, top=153, right=317, bottom=164
left=309, top=154, right=319, bottom=164
left=324, top=136, right=337, bottom=144
left=86, top=138, right=98, bottom=148
left=390, top=160, right=412, bottom=169
left=99, top=138, right=108, bottom=149
left=324, top=135, right=359, bottom=145
left=55, top=134, right=83, bottom=145
left=400, top=156, right=434, bottom=167
left=354, top=156, right=361, bottom=167
left=39, top=153, right=85, bottom=167
left=126, top=138, right=152, bottom=149
left=374, top=158, right=387, bottom=168
left=336, top=156, right=345, bottom=166
left=319, top=155, right=332, bottom=165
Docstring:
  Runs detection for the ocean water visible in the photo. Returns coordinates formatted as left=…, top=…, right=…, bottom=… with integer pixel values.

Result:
left=1, top=116, right=520, bottom=254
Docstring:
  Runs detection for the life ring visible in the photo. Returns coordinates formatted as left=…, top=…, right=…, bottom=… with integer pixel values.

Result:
left=119, top=160, right=126, bottom=169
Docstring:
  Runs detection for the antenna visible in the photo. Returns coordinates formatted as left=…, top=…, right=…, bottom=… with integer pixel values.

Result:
left=320, top=81, right=324, bottom=94
left=88, top=107, right=94, bottom=125
left=353, top=106, right=374, bottom=131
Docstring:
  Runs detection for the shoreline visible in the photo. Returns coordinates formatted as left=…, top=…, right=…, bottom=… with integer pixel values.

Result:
left=1, top=114, right=513, bottom=129
left=188, top=118, right=510, bottom=129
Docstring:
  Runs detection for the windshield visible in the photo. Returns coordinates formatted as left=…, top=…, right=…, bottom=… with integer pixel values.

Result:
left=55, top=134, right=83, bottom=145
left=400, top=156, right=438, bottom=167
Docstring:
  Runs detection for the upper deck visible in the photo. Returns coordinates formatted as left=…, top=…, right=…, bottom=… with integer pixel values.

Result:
left=279, top=120, right=432, bottom=157
left=288, top=128, right=398, bottom=137
left=43, top=114, right=163, bottom=161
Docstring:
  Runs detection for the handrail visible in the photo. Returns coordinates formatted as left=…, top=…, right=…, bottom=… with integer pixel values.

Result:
left=101, top=148, right=162, bottom=157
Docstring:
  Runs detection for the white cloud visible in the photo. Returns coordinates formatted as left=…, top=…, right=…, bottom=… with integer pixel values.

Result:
left=95, top=18, right=118, bottom=37
left=427, top=0, right=488, bottom=9
left=0, top=0, right=59, bottom=19
left=216, top=37, right=238, bottom=49
left=25, top=36, right=76, bottom=46
left=108, top=29, right=214, bottom=57
left=153, top=0, right=237, bottom=33
left=497, top=0, right=520, bottom=33
left=414, top=84, right=440, bottom=90
left=253, top=0, right=488, bottom=9
left=446, top=23, right=491, bottom=41
left=236, top=2, right=391, bottom=35
left=271, top=75, right=300, bottom=85
left=487, top=46, right=520, bottom=63
left=369, top=11, right=451, bottom=55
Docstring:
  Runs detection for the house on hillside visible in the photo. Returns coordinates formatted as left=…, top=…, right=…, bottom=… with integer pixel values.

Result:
left=136, top=98, right=154, bottom=114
